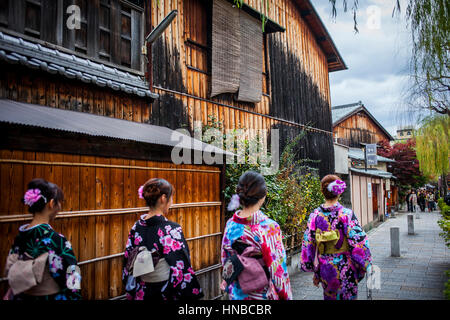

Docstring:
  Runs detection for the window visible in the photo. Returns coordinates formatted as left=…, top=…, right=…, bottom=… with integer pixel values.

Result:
left=407, top=131, right=411, bottom=135
left=262, top=33, right=270, bottom=96
left=2, top=0, right=144, bottom=72
left=184, top=0, right=271, bottom=102
left=184, top=0, right=210, bottom=75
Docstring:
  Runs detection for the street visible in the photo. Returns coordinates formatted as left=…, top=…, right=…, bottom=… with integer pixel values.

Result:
left=291, top=210, right=450, bottom=300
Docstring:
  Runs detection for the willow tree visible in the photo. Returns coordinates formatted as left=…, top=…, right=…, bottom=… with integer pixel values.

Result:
left=415, top=115, right=450, bottom=195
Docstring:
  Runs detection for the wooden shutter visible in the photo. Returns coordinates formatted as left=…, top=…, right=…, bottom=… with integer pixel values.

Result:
left=210, top=0, right=240, bottom=98
left=237, top=12, right=262, bottom=103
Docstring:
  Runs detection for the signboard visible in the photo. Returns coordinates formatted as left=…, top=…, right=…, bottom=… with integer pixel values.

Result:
left=365, top=144, right=378, bottom=166
left=386, top=179, right=391, bottom=191
left=368, top=182, right=372, bottom=198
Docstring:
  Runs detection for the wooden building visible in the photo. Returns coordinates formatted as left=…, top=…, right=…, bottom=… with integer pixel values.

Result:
left=0, top=0, right=346, bottom=299
left=149, top=0, right=347, bottom=176
left=332, top=101, right=394, bottom=148
left=332, top=101, right=397, bottom=229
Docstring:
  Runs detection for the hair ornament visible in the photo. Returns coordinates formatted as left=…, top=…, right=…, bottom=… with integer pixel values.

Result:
left=227, top=194, right=240, bottom=211
left=327, top=180, right=346, bottom=196
left=24, top=189, right=47, bottom=206
left=138, top=185, right=144, bottom=199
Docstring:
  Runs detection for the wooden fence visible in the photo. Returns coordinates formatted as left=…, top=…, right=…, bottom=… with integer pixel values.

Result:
left=0, top=149, right=224, bottom=300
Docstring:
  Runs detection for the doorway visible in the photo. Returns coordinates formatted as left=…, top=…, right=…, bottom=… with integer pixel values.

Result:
left=372, top=183, right=379, bottom=221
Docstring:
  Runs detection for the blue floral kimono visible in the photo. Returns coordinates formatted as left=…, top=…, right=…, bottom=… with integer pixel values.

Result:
left=300, top=202, right=372, bottom=300
left=221, top=210, right=292, bottom=300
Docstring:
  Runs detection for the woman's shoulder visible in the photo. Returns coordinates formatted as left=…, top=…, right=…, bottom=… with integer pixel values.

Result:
left=258, top=211, right=280, bottom=229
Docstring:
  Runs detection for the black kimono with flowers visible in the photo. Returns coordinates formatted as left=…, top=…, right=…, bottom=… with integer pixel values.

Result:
left=7, top=223, right=81, bottom=300
left=122, top=214, right=204, bottom=300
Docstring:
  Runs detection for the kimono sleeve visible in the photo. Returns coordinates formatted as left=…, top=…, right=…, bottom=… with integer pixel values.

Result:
left=344, top=210, right=372, bottom=281
left=160, top=223, right=204, bottom=300
left=261, top=221, right=292, bottom=300
left=300, top=211, right=317, bottom=272
left=48, top=234, right=82, bottom=300
left=122, top=224, right=137, bottom=285
left=220, top=219, right=232, bottom=266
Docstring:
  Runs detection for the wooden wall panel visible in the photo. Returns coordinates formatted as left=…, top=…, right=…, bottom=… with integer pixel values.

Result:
left=151, top=0, right=332, bottom=122
left=0, top=150, right=223, bottom=300
left=334, top=112, right=392, bottom=147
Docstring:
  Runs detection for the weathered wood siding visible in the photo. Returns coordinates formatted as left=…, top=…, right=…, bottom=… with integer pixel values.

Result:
left=334, top=112, right=392, bottom=148
left=151, top=0, right=335, bottom=176
left=0, top=150, right=223, bottom=300
left=0, top=64, right=152, bottom=124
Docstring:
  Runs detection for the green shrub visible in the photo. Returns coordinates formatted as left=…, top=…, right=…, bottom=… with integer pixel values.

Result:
left=438, top=198, right=445, bottom=210
left=445, top=271, right=450, bottom=300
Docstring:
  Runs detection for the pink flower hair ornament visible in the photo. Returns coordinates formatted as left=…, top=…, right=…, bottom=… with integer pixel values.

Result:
left=23, top=189, right=47, bottom=206
left=138, top=185, right=144, bottom=199
left=327, top=180, right=346, bottom=196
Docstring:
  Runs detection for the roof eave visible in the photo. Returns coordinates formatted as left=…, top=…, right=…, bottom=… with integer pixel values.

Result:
left=297, top=0, right=347, bottom=72
left=332, top=105, right=395, bottom=141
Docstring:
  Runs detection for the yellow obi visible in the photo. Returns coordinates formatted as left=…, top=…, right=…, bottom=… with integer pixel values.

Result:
left=315, top=229, right=350, bottom=255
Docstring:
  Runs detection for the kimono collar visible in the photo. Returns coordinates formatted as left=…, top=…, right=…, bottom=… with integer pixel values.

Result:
left=232, top=210, right=266, bottom=225
left=320, top=202, right=343, bottom=213
left=19, top=223, right=52, bottom=232
left=138, top=214, right=167, bottom=226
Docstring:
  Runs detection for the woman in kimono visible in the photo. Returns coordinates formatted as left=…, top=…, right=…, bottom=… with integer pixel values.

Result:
left=221, top=171, right=292, bottom=300
left=122, top=178, right=203, bottom=300
left=4, top=179, right=81, bottom=300
left=300, top=174, right=372, bottom=300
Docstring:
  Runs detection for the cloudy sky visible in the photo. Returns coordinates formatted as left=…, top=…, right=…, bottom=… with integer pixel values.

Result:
left=314, top=0, right=415, bottom=136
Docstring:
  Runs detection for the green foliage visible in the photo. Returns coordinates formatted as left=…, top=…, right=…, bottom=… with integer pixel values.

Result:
left=438, top=217, right=450, bottom=247
left=415, top=115, right=450, bottom=177
left=445, top=271, right=450, bottom=300
left=437, top=198, right=450, bottom=299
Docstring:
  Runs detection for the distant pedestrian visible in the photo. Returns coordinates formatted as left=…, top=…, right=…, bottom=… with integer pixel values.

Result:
left=427, top=192, right=435, bottom=212
left=418, top=191, right=426, bottom=212
left=300, top=174, right=372, bottom=300
left=406, top=190, right=412, bottom=212
left=122, top=178, right=203, bottom=300
left=3, top=178, right=81, bottom=300
left=221, top=171, right=292, bottom=300
left=410, top=190, right=418, bottom=212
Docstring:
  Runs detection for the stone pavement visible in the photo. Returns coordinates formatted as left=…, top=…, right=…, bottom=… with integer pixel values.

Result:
left=290, top=210, right=450, bottom=300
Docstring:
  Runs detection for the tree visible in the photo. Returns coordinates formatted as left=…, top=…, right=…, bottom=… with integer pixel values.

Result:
left=327, top=0, right=449, bottom=116
left=415, top=115, right=450, bottom=196
left=377, top=138, right=429, bottom=188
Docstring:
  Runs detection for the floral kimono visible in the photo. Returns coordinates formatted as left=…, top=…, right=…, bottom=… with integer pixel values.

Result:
left=221, top=210, right=292, bottom=300
left=122, top=214, right=203, bottom=300
left=7, top=223, right=81, bottom=300
left=300, top=202, right=372, bottom=300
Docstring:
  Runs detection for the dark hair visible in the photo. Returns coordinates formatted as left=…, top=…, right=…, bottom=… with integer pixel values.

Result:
left=236, top=171, right=267, bottom=207
left=142, top=178, right=174, bottom=208
left=23, top=178, right=64, bottom=214
left=321, top=174, right=341, bottom=200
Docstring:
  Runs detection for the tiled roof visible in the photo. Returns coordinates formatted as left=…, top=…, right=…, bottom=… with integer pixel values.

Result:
left=331, top=101, right=363, bottom=124
left=348, top=148, right=395, bottom=163
left=331, top=101, right=394, bottom=141
left=0, top=31, right=158, bottom=100
left=350, top=167, right=396, bottom=179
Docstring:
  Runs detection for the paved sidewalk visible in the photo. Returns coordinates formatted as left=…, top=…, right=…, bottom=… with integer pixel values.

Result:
left=291, top=211, right=450, bottom=300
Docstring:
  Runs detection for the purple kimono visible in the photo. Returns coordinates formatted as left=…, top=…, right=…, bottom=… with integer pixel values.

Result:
left=300, top=202, right=372, bottom=300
